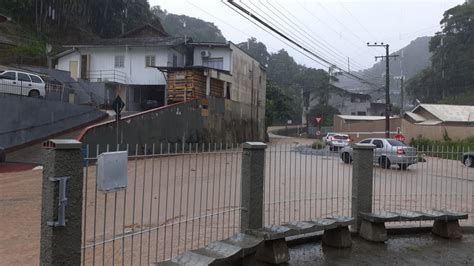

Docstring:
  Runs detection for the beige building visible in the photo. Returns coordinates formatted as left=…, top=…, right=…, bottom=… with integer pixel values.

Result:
left=403, top=104, right=474, bottom=141
left=333, top=115, right=401, bottom=142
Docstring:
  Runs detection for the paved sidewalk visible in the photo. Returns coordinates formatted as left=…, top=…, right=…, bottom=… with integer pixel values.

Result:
left=289, top=232, right=474, bottom=265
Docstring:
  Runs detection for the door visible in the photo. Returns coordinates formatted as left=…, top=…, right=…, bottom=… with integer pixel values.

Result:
left=69, top=61, right=79, bottom=80
left=0, top=71, right=17, bottom=94
left=17, top=72, right=33, bottom=96
left=69, top=92, right=75, bottom=104
left=372, top=139, right=384, bottom=163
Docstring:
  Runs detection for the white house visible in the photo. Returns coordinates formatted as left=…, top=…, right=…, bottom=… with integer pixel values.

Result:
left=55, top=22, right=189, bottom=110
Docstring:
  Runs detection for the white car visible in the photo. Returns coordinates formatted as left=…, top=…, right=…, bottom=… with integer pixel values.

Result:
left=0, top=70, right=46, bottom=98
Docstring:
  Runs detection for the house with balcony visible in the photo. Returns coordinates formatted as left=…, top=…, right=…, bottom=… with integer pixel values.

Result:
left=55, top=21, right=190, bottom=110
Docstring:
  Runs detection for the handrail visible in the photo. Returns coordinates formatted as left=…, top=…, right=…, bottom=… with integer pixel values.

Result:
left=85, top=70, right=128, bottom=84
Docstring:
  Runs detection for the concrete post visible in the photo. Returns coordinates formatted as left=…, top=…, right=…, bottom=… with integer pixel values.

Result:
left=241, top=142, right=267, bottom=231
left=40, top=139, right=83, bottom=265
left=351, top=143, right=375, bottom=232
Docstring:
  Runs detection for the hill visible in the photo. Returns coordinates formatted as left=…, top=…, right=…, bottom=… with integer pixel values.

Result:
left=335, top=36, right=432, bottom=96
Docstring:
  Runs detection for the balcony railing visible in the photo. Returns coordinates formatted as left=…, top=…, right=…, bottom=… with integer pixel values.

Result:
left=86, top=70, right=128, bottom=84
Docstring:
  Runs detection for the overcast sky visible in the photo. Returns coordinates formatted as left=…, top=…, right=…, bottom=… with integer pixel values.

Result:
left=150, top=0, right=464, bottom=71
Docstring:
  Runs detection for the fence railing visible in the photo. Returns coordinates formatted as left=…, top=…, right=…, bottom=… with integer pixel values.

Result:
left=37, top=140, right=474, bottom=265
left=86, top=70, right=128, bottom=84
left=372, top=145, right=474, bottom=225
left=264, top=143, right=352, bottom=226
left=81, top=143, right=242, bottom=265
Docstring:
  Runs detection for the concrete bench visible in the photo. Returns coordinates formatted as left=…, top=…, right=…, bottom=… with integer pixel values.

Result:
left=154, top=216, right=353, bottom=265
left=246, top=216, right=353, bottom=264
left=359, top=210, right=468, bottom=242
left=153, top=233, right=263, bottom=266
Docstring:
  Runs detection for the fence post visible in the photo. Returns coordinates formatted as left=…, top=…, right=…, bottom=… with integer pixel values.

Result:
left=241, top=142, right=267, bottom=231
left=351, top=143, right=375, bottom=232
left=40, top=139, right=83, bottom=265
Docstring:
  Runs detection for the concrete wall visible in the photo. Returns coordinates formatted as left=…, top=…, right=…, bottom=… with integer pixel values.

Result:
left=0, top=93, right=107, bottom=149
left=79, top=97, right=265, bottom=154
left=56, top=46, right=185, bottom=85
left=402, top=119, right=474, bottom=142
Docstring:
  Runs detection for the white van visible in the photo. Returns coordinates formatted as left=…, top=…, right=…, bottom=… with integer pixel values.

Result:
left=0, top=70, right=46, bottom=98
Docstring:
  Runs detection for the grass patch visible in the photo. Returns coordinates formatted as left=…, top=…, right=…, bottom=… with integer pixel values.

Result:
left=410, top=136, right=474, bottom=160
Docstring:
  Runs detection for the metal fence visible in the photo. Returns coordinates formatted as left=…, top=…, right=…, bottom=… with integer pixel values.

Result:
left=81, top=143, right=242, bottom=265
left=372, top=145, right=474, bottom=225
left=264, top=143, right=352, bottom=226
left=86, top=70, right=128, bottom=84
left=35, top=140, right=474, bottom=265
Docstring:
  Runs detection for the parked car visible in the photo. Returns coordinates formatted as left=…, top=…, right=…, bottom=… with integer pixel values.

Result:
left=141, top=99, right=159, bottom=110
left=0, top=70, right=46, bottom=98
left=328, top=134, right=351, bottom=151
left=322, top=132, right=337, bottom=144
left=339, top=138, right=418, bottom=170
left=461, top=152, right=474, bottom=167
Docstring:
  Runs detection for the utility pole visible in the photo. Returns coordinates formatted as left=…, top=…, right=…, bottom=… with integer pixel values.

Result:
left=394, top=76, right=405, bottom=116
left=367, top=42, right=399, bottom=138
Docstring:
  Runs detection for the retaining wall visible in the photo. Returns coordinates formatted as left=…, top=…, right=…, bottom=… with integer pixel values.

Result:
left=0, top=93, right=107, bottom=149
left=78, top=97, right=265, bottom=155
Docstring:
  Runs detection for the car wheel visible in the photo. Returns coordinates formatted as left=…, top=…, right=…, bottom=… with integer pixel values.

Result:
left=28, top=90, right=40, bottom=98
left=341, top=152, right=352, bottom=164
left=464, top=156, right=474, bottom=168
left=379, top=157, right=391, bottom=169
left=398, top=163, right=408, bottom=170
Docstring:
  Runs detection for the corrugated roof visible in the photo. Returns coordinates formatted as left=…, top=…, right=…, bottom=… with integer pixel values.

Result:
left=337, top=115, right=398, bottom=121
left=63, top=36, right=186, bottom=47
left=414, top=104, right=474, bottom=122
left=416, top=120, right=443, bottom=125
left=404, top=111, right=426, bottom=122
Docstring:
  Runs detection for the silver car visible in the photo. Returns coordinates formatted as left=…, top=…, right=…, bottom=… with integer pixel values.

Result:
left=328, top=134, right=351, bottom=151
left=339, top=138, right=418, bottom=170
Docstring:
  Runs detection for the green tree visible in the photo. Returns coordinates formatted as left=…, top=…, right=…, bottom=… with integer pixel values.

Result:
left=237, top=37, right=270, bottom=66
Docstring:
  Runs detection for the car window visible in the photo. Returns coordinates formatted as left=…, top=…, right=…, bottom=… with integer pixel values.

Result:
left=29, top=75, right=43, bottom=83
left=18, top=73, right=31, bottom=82
left=372, top=140, right=384, bottom=148
left=360, top=139, right=372, bottom=144
left=0, top=71, right=16, bottom=80
left=334, top=135, right=349, bottom=140
left=387, top=139, right=405, bottom=146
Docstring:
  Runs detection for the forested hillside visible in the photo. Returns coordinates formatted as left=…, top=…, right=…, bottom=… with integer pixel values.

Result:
left=406, top=1, right=474, bottom=104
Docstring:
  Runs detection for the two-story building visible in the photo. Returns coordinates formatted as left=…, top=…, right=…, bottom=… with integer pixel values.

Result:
left=55, top=22, right=189, bottom=110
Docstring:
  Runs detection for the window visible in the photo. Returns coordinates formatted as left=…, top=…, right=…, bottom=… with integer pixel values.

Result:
left=18, top=73, right=31, bottom=82
left=172, top=54, right=178, bottom=67
left=115, top=55, right=124, bottom=68
left=145, top=55, right=155, bottom=67
left=357, top=111, right=367, bottom=115
left=226, top=83, right=231, bottom=100
left=372, top=139, right=384, bottom=148
left=203, top=57, right=224, bottom=69
left=360, top=139, right=372, bottom=144
left=29, top=75, right=43, bottom=83
left=0, top=71, right=16, bottom=80
left=387, top=140, right=405, bottom=146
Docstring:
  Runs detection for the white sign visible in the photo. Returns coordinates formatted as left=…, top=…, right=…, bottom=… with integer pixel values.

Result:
left=287, top=120, right=293, bottom=125
left=97, top=151, right=128, bottom=192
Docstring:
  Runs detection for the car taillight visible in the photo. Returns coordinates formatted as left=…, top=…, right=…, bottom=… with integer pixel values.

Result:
left=397, top=148, right=405, bottom=155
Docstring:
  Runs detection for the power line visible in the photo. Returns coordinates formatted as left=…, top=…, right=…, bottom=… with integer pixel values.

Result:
left=225, top=0, right=380, bottom=88
left=262, top=0, right=381, bottom=76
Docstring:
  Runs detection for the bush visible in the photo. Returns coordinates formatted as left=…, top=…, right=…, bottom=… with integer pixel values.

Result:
left=409, top=135, right=474, bottom=160
left=311, top=139, right=325, bottom=149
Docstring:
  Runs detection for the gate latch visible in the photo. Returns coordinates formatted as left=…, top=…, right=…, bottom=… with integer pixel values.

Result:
left=47, top=176, right=70, bottom=227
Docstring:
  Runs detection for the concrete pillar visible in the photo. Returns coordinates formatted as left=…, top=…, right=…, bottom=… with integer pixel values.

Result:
left=351, top=143, right=375, bottom=232
left=241, top=142, right=267, bottom=231
left=40, top=139, right=83, bottom=265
